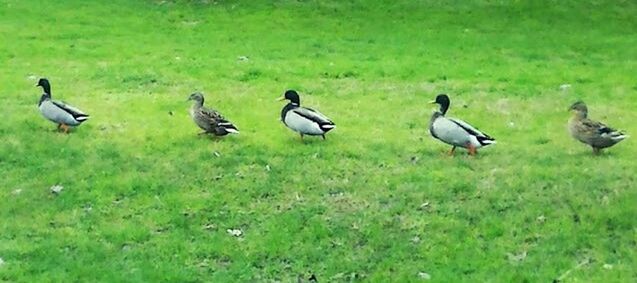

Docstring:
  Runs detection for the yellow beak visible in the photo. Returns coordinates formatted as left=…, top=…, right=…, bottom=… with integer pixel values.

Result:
left=276, top=97, right=285, bottom=101
left=428, top=100, right=437, bottom=104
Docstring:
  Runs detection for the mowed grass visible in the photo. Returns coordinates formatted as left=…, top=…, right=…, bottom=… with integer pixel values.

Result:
left=1, top=0, right=636, bottom=281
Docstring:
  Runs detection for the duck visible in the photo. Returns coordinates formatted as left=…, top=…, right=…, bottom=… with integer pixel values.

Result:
left=428, top=94, right=495, bottom=155
left=187, top=92, right=239, bottom=137
left=568, top=101, right=628, bottom=154
left=278, top=90, right=335, bottom=141
left=36, top=78, right=89, bottom=133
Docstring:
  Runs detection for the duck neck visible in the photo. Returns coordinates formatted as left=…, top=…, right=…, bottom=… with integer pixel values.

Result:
left=281, top=102, right=298, bottom=121
left=193, top=99, right=204, bottom=108
left=439, top=102, right=449, bottom=115
left=574, top=111, right=587, bottom=119
left=431, top=111, right=443, bottom=120
left=39, top=93, right=51, bottom=106
left=41, top=84, right=51, bottom=95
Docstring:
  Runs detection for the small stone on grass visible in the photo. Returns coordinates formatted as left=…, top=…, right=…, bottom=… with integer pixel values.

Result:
left=507, top=251, right=527, bottom=262
left=537, top=215, right=546, bottom=223
left=50, top=185, right=63, bottom=194
left=418, top=272, right=431, bottom=280
left=227, top=228, right=243, bottom=237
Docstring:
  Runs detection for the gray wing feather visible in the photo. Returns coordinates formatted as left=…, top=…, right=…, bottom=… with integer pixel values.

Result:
left=292, top=107, right=334, bottom=125
left=52, top=100, right=87, bottom=117
left=448, top=117, right=488, bottom=138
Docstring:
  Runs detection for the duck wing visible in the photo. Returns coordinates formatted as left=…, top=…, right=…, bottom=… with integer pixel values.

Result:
left=51, top=100, right=89, bottom=120
left=448, top=117, right=494, bottom=141
left=199, top=107, right=224, bottom=123
left=582, top=119, right=626, bottom=139
left=199, top=107, right=239, bottom=133
left=431, top=116, right=495, bottom=147
left=292, top=107, right=335, bottom=128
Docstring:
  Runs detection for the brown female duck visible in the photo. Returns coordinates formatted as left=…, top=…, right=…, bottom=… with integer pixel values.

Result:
left=568, top=101, right=628, bottom=154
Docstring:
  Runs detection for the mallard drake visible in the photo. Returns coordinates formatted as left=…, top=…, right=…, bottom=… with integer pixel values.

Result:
left=278, top=90, right=335, bottom=140
left=429, top=94, right=495, bottom=155
left=568, top=101, right=628, bottom=154
left=36, top=78, right=89, bottom=133
left=187, top=92, right=239, bottom=137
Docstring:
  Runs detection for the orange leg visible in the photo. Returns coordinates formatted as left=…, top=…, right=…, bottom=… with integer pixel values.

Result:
left=467, top=143, right=477, bottom=156
left=60, top=124, right=70, bottom=134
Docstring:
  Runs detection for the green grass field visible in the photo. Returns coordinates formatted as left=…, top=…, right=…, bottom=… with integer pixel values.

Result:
left=1, top=0, right=636, bottom=282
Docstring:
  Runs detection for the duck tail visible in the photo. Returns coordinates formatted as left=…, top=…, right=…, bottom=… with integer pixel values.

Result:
left=476, top=135, right=496, bottom=146
left=219, top=122, right=239, bottom=134
left=75, top=114, right=90, bottom=122
left=320, top=123, right=336, bottom=132
left=611, top=134, right=628, bottom=141
left=601, top=129, right=627, bottom=141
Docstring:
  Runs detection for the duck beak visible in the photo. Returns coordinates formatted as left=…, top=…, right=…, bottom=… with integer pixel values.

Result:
left=428, top=100, right=436, bottom=104
left=276, top=97, right=285, bottom=101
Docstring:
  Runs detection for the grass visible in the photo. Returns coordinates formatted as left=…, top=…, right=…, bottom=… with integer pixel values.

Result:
left=1, top=0, right=636, bottom=281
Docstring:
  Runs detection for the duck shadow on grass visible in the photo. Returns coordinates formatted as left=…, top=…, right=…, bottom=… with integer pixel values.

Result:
left=419, top=148, right=495, bottom=159
left=568, top=149, right=621, bottom=158
left=283, top=135, right=333, bottom=145
left=192, top=131, right=243, bottom=142
left=162, top=132, right=239, bottom=150
left=38, top=124, right=84, bottom=135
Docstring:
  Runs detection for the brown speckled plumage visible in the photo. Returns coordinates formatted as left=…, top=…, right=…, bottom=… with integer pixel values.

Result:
left=188, top=92, right=239, bottom=136
left=568, top=101, right=627, bottom=154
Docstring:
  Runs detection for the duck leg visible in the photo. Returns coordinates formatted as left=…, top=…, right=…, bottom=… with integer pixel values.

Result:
left=321, top=134, right=326, bottom=140
left=60, top=124, right=70, bottom=134
left=467, top=143, right=477, bottom=156
left=448, top=146, right=456, bottom=156
left=299, top=133, right=305, bottom=142
left=592, top=147, right=601, bottom=155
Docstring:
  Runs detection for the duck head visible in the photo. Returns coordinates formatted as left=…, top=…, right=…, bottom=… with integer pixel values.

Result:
left=277, top=90, right=300, bottom=105
left=36, top=78, right=51, bottom=96
left=569, top=101, right=588, bottom=118
left=429, top=94, right=450, bottom=115
left=187, top=92, right=205, bottom=106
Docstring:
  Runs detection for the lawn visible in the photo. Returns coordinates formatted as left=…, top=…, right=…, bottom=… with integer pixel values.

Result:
left=1, top=0, right=636, bottom=282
